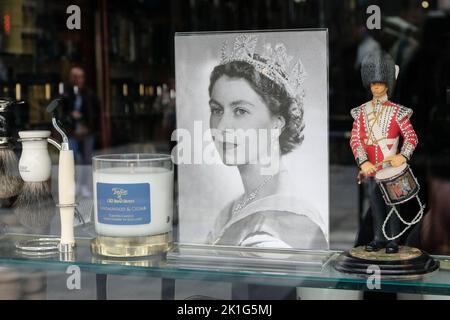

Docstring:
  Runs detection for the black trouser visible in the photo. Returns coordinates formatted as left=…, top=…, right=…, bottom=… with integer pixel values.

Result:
left=365, top=177, right=401, bottom=243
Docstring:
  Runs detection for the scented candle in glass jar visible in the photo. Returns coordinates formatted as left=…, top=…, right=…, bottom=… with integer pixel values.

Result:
left=91, top=154, right=173, bottom=257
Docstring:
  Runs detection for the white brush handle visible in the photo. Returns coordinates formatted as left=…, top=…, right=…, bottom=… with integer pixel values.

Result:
left=58, top=150, right=75, bottom=245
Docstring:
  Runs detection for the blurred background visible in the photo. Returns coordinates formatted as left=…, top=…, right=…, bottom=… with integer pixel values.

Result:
left=0, top=0, right=449, bottom=252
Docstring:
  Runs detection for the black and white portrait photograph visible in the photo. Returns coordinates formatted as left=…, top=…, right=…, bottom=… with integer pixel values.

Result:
left=175, top=30, right=329, bottom=250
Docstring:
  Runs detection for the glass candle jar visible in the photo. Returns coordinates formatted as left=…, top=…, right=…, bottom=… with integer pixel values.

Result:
left=91, top=154, right=173, bottom=257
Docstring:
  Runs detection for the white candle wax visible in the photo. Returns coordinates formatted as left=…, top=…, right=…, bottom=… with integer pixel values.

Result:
left=93, top=166, right=173, bottom=237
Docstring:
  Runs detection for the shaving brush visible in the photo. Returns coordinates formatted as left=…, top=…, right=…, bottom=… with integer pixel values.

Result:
left=0, top=99, right=23, bottom=201
left=13, top=131, right=56, bottom=229
left=0, top=140, right=22, bottom=199
left=14, top=182, right=55, bottom=229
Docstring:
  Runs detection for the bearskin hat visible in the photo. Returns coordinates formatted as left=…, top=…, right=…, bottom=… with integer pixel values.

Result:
left=361, top=50, right=396, bottom=98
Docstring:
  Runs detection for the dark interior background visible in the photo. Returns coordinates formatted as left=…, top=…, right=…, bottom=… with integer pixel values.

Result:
left=1, top=0, right=449, bottom=252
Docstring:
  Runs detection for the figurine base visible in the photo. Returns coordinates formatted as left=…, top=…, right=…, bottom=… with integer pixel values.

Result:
left=334, top=246, right=439, bottom=279
left=90, top=232, right=172, bottom=258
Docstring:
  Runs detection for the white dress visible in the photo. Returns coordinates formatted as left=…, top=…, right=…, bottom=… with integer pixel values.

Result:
left=207, top=192, right=328, bottom=250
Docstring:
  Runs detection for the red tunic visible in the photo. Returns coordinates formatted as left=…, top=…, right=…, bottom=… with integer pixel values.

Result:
left=350, top=99, right=418, bottom=175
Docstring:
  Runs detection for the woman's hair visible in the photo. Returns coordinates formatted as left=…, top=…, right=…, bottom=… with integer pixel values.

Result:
left=209, top=60, right=305, bottom=155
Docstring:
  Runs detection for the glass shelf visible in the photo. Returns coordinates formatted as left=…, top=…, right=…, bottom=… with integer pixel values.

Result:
left=1, top=233, right=450, bottom=296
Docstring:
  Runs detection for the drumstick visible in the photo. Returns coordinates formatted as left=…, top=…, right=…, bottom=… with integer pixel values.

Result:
left=357, top=159, right=391, bottom=184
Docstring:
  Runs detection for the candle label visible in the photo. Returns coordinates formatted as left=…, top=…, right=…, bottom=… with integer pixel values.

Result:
left=96, top=183, right=151, bottom=225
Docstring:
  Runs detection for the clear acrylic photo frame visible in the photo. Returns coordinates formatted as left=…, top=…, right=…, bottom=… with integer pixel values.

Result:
left=170, top=28, right=331, bottom=272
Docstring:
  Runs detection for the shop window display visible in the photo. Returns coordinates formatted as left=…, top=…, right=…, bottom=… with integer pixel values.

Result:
left=0, top=0, right=449, bottom=302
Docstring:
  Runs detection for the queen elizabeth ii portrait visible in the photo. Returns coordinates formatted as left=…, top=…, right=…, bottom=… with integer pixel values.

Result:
left=175, top=30, right=329, bottom=250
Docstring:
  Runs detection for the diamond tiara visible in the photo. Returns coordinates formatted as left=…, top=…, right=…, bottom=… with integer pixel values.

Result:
left=219, top=34, right=307, bottom=100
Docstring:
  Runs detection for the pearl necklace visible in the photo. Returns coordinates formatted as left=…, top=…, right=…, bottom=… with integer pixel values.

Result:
left=232, top=175, right=274, bottom=215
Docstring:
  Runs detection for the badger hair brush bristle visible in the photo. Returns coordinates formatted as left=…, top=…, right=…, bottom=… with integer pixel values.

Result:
left=13, top=181, right=56, bottom=229
left=0, top=148, right=23, bottom=199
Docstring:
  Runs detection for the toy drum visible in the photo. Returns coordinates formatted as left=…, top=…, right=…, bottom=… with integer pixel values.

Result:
left=375, top=163, right=420, bottom=206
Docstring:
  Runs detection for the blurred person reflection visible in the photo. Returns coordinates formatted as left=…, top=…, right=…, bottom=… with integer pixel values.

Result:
left=62, top=66, right=99, bottom=165
left=385, top=0, right=426, bottom=76
left=61, top=66, right=100, bottom=198
left=407, top=156, right=450, bottom=254
left=354, top=27, right=381, bottom=70
left=0, top=59, right=8, bottom=82
left=407, top=93, right=450, bottom=254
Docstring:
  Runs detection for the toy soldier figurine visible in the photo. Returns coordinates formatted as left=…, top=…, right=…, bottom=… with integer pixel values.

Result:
left=335, top=50, right=437, bottom=277
left=350, top=50, right=418, bottom=254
